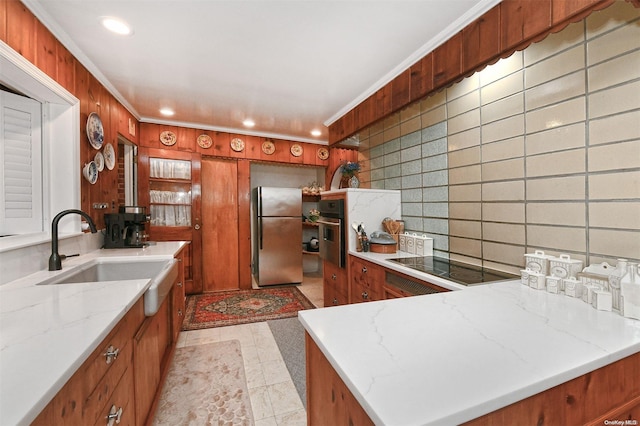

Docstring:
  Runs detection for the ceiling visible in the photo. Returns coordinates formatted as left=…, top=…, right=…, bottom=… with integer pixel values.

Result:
left=24, top=0, right=500, bottom=144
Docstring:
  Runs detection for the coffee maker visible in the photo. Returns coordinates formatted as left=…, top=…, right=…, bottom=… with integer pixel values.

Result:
left=104, top=206, right=150, bottom=248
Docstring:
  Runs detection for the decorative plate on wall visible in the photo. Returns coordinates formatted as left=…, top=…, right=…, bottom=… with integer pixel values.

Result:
left=160, top=130, right=177, bottom=146
left=86, top=112, right=104, bottom=150
left=290, top=144, right=303, bottom=157
left=103, top=143, right=116, bottom=170
left=317, top=147, right=329, bottom=160
left=262, top=140, right=275, bottom=155
left=230, top=137, right=245, bottom=152
left=197, top=134, right=212, bottom=149
left=94, top=151, right=105, bottom=172
left=83, top=161, right=98, bottom=184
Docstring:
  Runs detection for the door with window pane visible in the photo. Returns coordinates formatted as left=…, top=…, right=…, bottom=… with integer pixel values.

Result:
left=138, top=147, right=202, bottom=294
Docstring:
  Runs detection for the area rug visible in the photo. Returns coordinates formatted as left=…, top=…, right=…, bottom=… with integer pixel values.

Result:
left=267, top=317, right=307, bottom=408
left=153, top=340, right=254, bottom=426
left=182, top=287, right=315, bottom=331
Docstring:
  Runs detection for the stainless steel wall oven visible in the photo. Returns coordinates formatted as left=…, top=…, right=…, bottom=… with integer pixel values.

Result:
left=317, top=199, right=345, bottom=268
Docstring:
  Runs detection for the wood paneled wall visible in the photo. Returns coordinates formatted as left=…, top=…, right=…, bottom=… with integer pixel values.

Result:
left=1, top=0, right=139, bottom=229
left=327, top=0, right=620, bottom=145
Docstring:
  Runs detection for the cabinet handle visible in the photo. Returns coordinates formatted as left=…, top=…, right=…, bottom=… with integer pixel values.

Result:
left=362, top=266, right=367, bottom=273
left=331, top=274, right=337, bottom=281
left=177, top=281, right=183, bottom=287
left=106, top=404, right=123, bottom=426
left=194, top=224, right=201, bottom=230
left=332, top=298, right=338, bottom=305
left=178, top=309, right=183, bottom=317
left=362, top=291, right=369, bottom=300
left=103, top=345, right=120, bottom=364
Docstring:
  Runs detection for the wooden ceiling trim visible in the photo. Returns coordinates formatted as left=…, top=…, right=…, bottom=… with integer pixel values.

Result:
left=328, top=0, right=619, bottom=146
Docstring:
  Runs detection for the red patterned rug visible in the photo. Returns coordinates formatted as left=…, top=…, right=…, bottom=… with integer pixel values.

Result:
left=181, top=287, right=316, bottom=330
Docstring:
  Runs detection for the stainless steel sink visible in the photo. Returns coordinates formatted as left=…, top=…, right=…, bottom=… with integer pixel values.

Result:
left=38, top=258, right=179, bottom=316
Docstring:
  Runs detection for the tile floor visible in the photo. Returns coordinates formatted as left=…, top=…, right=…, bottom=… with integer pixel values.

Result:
left=175, top=273, right=323, bottom=426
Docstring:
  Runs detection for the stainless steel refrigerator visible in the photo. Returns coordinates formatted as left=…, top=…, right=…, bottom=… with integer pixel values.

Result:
left=252, top=186, right=303, bottom=286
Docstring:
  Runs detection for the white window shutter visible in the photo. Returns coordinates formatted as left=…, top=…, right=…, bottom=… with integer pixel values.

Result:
left=0, top=90, right=42, bottom=236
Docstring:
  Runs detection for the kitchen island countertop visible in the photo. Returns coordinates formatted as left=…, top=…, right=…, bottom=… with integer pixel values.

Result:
left=0, top=241, right=187, bottom=426
left=299, top=256, right=640, bottom=425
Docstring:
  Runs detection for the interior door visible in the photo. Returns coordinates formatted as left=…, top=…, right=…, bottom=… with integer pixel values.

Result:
left=138, top=147, right=202, bottom=294
left=202, top=158, right=240, bottom=292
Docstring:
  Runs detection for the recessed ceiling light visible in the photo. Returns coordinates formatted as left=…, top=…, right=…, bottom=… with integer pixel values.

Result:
left=101, top=17, right=133, bottom=36
left=243, top=119, right=255, bottom=127
left=310, top=129, right=322, bottom=137
left=159, top=108, right=175, bottom=116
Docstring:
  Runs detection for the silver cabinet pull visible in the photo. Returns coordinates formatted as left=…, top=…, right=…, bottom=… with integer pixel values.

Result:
left=362, top=266, right=367, bottom=273
left=194, top=224, right=201, bottom=230
left=106, top=405, right=123, bottom=426
left=333, top=298, right=338, bottom=305
left=177, top=281, right=183, bottom=287
left=362, top=291, right=369, bottom=300
left=331, top=274, right=337, bottom=280
left=103, top=345, right=119, bottom=364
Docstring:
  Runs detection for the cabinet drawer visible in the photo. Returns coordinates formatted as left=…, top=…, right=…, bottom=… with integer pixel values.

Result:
left=82, top=300, right=143, bottom=397
left=350, top=257, right=383, bottom=299
left=84, top=342, right=132, bottom=423
left=93, top=366, right=135, bottom=426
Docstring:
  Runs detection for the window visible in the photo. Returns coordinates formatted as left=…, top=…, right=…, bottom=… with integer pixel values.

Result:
left=0, top=42, right=80, bottom=251
left=0, top=90, right=43, bottom=236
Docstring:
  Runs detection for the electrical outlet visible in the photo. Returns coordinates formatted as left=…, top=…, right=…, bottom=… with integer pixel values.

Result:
left=92, top=203, right=108, bottom=209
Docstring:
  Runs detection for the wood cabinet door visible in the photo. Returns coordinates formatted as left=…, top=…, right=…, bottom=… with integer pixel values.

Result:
left=201, top=158, right=240, bottom=292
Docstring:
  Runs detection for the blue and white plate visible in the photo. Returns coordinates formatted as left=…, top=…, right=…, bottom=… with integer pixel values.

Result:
left=86, top=112, right=104, bottom=149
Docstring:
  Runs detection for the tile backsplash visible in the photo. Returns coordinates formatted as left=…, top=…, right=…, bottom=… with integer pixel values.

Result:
left=357, top=2, right=640, bottom=273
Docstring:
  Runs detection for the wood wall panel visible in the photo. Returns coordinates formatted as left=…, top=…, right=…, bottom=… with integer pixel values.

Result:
left=34, top=19, right=56, bottom=80
left=0, top=0, right=6, bottom=41
left=433, top=31, right=463, bottom=88
left=56, top=43, right=75, bottom=94
left=462, top=5, right=501, bottom=72
left=237, top=159, right=252, bottom=289
left=328, top=0, right=617, bottom=145
left=391, top=68, right=411, bottom=111
left=6, top=0, right=35, bottom=62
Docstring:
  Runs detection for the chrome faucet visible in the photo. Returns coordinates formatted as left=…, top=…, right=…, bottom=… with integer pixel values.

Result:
left=49, top=209, right=97, bottom=271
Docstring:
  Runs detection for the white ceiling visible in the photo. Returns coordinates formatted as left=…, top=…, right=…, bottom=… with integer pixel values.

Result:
left=24, top=0, right=499, bottom=144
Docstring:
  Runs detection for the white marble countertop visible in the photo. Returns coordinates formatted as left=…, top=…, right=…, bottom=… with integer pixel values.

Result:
left=299, top=260, right=640, bottom=425
left=0, top=241, right=187, bottom=426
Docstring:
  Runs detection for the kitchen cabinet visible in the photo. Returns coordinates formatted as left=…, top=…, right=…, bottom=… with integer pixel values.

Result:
left=31, top=299, right=145, bottom=426
left=138, top=147, right=202, bottom=294
left=31, top=247, right=187, bottom=426
left=323, top=260, right=348, bottom=306
left=306, top=333, right=374, bottom=426
left=172, top=248, right=186, bottom=341
left=349, top=256, right=384, bottom=303
left=133, top=297, right=170, bottom=426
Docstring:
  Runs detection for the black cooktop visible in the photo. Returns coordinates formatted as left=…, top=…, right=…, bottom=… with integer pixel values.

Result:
left=387, top=256, right=518, bottom=286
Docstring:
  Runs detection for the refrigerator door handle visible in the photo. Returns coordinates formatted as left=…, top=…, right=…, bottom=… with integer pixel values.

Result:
left=257, top=187, right=263, bottom=217
left=258, top=217, right=263, bottom=250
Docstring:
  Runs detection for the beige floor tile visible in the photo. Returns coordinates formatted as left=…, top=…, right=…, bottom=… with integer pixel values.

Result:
left=249, top=386, right=275, bottom=420
left=267, top=381, right=305, bottom=416
left=262, top=358, right=292, bottom=386
left=255, top=416, right=278, bottom=426
left=276, top=409, right=308, bottom=426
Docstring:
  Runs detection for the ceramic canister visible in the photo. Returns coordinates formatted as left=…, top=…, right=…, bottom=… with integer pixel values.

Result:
left=564, top=277, right=582, bottom=298
left=528, top=272, right=546, bottom=290
left=546, top=276, right=561, bottom=294
left=520, top=269, right=530, bottom=286
left=399, top=233, right=407, bottom=252
left=592, top=290, right=613, bottom=311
